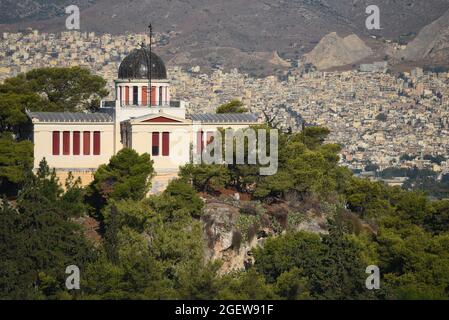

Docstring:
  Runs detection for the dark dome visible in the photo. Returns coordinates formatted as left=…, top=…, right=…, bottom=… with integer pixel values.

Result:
left=118, top=47, right=167, bottom=80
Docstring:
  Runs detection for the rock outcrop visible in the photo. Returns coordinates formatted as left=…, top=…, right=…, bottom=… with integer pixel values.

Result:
left=304, top=32, right=373, bottom=70
left=201, top=201, right=268, bottom=274
left=399, top=9, right=449, bottom=63
left=201, top=196, right=329, bottom=274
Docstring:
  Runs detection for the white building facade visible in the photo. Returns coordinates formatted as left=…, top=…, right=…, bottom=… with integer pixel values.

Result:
left=27, top=47, right=258, bottom=192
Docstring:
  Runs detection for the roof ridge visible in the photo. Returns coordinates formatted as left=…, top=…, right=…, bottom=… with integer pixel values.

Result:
left=27, top=111, right=113, bottom=123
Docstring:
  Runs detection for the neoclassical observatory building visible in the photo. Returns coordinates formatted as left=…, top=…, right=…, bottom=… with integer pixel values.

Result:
left=27, top=47, right=258, bottom=192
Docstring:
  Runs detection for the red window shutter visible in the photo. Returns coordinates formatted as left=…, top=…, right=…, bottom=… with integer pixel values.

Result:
left=151, top=86, right=157, bottom=106
left=93, top=131, right=101, bottom=155
left=197, top=131, right=204, bottom=154
left=83, top=132, right=90, bottom=155
left=162, top=132, right=170, bottom=156
left=73, top=131, right=80, bottom=155
left=125, top=86, right=130, bottom=105
left=142, top=86, right=148, bottom=105
left=52, top=131, right=60, bottom=155
left=152, top=132, right=159, bottom=156
left=63, top=131, right=70, bottom=155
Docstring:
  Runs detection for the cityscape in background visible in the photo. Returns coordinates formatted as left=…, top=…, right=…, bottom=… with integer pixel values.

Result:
left=2, top=29, right=449, bottom=189
left=4, top=1, right=449, bottom=304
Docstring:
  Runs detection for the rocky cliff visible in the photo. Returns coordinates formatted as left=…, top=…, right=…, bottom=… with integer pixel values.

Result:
left=304, top=32, right=373, bottom=70
left=201, top=194, right=329, bottom=273
left=399, top=9, right=449, bottom=64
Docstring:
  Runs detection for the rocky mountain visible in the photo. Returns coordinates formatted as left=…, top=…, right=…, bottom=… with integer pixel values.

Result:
left=303, top=32, right=373, bottom=70
left=0, top=0, right=95, bottom=24
left=399, top=9, right=449, bottom=64
left=2, top=0, right=449, bottom=73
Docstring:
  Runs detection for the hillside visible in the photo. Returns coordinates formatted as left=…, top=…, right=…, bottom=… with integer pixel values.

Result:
left=3, top=120, right=449, bottom=300
left=399, top=8, right=449, bottom=65
left=0, top=0, right=95, bottom=24
left=303, top=32, right=373, bottom=70
left=2, top=0, right=449, bottom=72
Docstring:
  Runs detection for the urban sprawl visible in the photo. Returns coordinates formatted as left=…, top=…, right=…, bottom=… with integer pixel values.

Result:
left=2, top=30, right=449, bottom=185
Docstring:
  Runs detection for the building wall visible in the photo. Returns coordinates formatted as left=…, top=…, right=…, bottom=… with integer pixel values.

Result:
left=129, top=122, right=258, bottom=173
left=115, top=79, right=171, bottom=107
left=115, top=104, right=186, bottom=123
left=130, top=122, right=192, bottom=173
left=55, top=170, right=96, bottom=188
left=33, top=123, right=115, bottom=170
left=150, top=172, right=179, bottom=194
left=32, top=118, right=258, bottom=190
left=55, top=170, right=177, bottom=193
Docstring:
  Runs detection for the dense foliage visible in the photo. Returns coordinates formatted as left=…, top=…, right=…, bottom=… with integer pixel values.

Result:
left=86, top=148, right=155, bottom=220
left=0, top=68, right=108, bottom=195
left=0, top=67, right=108, bottom=115
left=0, top=133, right=33, bottom=195
left=1, top=68, right=449, bottom=299
left=216, top=100, right=248, bottom=114
left=0, top=160, right=95, bottom=299
left=178, top=126, right=449, bottom=300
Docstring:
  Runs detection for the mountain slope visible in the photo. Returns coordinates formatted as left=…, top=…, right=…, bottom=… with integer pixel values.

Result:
left=400, top=9, right=449, bottom=63
left=0, top=0, right=95, bottom=24
left=3, top=1, right=449, bottom=51
left=2, top=0, right=449, bottom=72
left=304, top=32, right=373, bottom=70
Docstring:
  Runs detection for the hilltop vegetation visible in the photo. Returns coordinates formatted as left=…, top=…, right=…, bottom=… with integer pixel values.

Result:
left=1, top=68, right=449, bottom=299
left=0, top=67, right=108, bottom=196
left=1, top=125, right=449, bottom=299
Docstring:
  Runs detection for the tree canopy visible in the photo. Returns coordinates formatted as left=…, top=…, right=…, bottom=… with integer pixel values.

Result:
left=0, top=73, right=448, bottom=300
left=0, top=67, right=108, bottom=139
left=0, top=133, right=33, bottom=194
left=216, top=100, right=248, bottom=114
left=0, top=68, right=108, bottom=194
left=0, top=160, right=96, bottom=299
left=0, top=67, right=108, bottom=112
left=86, top=148, right=155, bottom=219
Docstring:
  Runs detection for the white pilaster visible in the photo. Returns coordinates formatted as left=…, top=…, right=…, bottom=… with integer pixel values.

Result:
left=155, top=86, right=160, bottom=106
left=167, top=86, right=170, bottom=105
left=119, top=85, right=124, bottom=105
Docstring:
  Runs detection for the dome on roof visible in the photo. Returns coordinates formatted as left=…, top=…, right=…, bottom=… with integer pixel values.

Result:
left=118, top=47, right=167, bottom=80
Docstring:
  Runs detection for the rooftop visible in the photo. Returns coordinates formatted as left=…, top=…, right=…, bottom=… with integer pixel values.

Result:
left=118, top=47, right=167, bottom=80
left=27, top=111, right=113, bottom=123
left=187, top=113, right=258, bottom=124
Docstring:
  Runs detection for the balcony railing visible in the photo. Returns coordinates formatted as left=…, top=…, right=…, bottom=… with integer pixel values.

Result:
left=120, top=100, right=171, bottom=108
left=101, top=100, right=183, bottom=108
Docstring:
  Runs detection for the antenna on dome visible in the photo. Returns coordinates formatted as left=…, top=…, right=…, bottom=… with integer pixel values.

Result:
left=148, top=23, right=153, bottom=106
